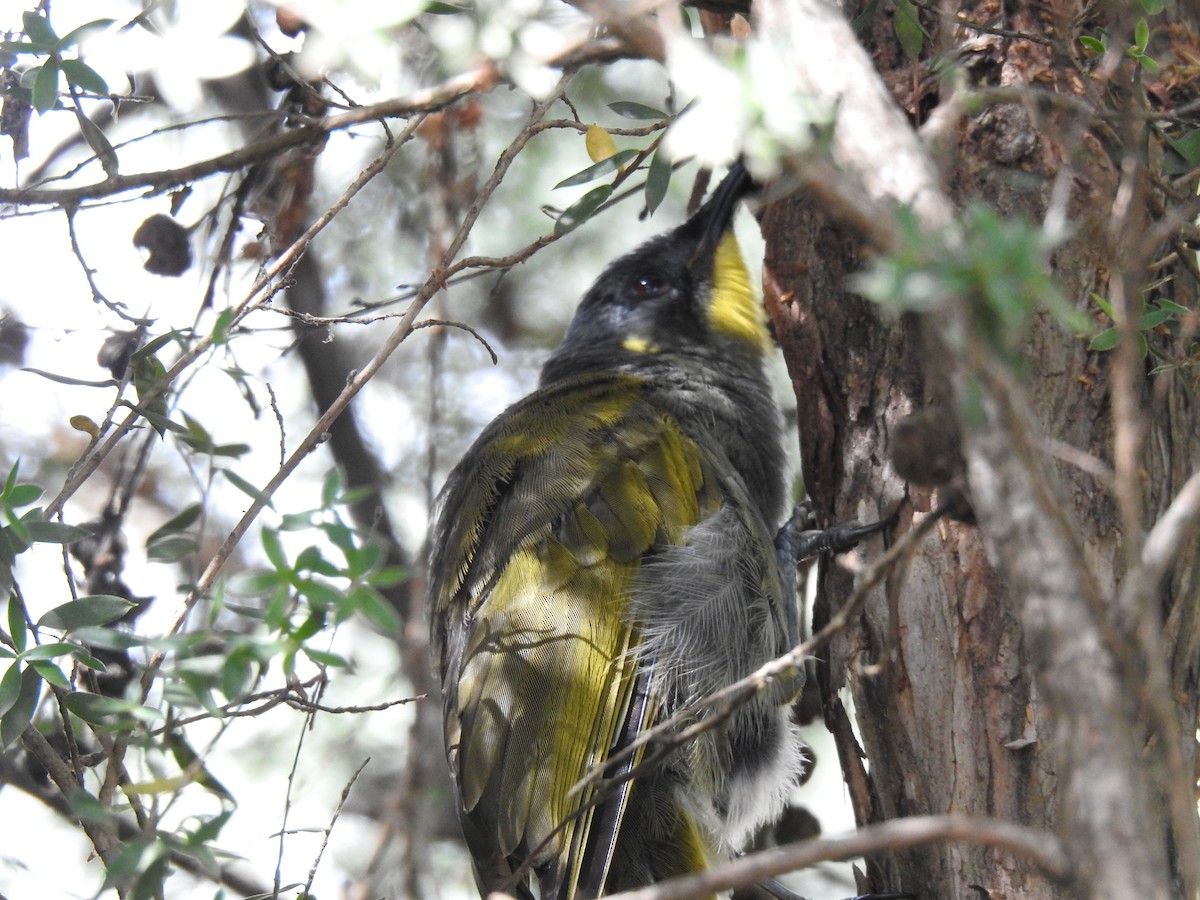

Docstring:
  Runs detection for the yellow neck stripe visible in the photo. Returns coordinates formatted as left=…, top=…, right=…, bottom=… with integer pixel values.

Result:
left=707, top=232, right=768, bottom=352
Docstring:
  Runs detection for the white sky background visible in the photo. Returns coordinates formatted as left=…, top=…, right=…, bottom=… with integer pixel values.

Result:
left=0, top=2, right=866, bottom=897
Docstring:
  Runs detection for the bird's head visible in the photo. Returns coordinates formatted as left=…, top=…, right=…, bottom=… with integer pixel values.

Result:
left=542, top=165, right=767, bottom=385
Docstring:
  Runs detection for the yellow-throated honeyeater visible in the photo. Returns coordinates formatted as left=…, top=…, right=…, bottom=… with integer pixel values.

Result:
left=429, top=165, right=809, bottom=898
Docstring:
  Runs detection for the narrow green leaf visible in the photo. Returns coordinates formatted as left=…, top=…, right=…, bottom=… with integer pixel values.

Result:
left=57, top=18, right=115, bottom=50
left=302, top=647, right=349, bottom=668
left=30, top=660, right=70, bottom=688
left=351, top=585, right=401, bottom=633
left=3, top=461, right=19, bottom=498
left=20, top=642, right=79, bottom=661
left=0, top=663, right=22, bottom=717
left=607, top=101, right=667, bottom=121
left=221, top=651, right=253, bottom=702
left=21, top=11, right=58, bottom=49
left=423, top=1, right=469, bottom=11
left=17, top=367, right=116, bottom=388
left=146, top=535, right=198, bottom=562
left=25, top=520, right=90, bottom=544
left=6, top=484, right=42, bottom=507
left=64, top=691, right=161, bottom=726
left=212, top=308, right=237, bottom=345
left=261, top=527, right=289, bottom=574
left=1134, top=18, right=1149, bottom=52
left=32, top=58, right=61, bottom=113
left=1079, top=35, right=1105, bottom=52
left=212, top=442, right=252, bottom=458
left=291, top=611, right=325, bottom=642
left=8, top=596, right=27, bottom=653
left=297, top=578, right=342, bottom=612
left=894, top=0, right=924, bottom=60
left=39, top=595, right=135, bottom=630
left=0, top=40, right=40, bottom=55
left=1, top=665, right=42, bottom=747
left=321, top=469, right=343, bottom=509
left=60, top=58, right=108, bottom=95
left=555, top=185, right=614, bottom=235
left=1089, top=327, right=1121, bottom=351
left=554, top=150, right=639, bottom=189
left=79, top=113, right=118, bottom=175
left=145, top=503, right=202, bottom=547
left=1139, top=308, right=1174, bottom=330
left=644, top=148, right=671, bottom=216
left=222, top=468, right=273, bottom=507
left=1155, top=299, right=1190, bottom=315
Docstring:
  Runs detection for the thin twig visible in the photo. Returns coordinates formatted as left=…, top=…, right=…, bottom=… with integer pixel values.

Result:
left=303, top=758, right=371, bottom=896
left=604, top=815, right=1072, bottom=900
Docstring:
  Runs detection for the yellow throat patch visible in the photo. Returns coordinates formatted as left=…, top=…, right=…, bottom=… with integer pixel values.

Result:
left=706, top=231, right=768, bottom=352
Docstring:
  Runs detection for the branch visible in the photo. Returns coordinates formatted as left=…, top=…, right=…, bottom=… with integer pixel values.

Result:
left=752, top=0, right=1186, bottom=896
left=603, top=815, right=1071, bottom=900
left=0, top=65, right=500, bottom=206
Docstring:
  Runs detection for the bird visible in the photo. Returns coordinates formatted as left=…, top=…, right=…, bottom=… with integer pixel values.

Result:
left=428, top=164, right=877, bottom=899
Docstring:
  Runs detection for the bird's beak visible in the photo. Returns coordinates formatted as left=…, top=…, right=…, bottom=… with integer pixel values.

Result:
left=687, top=162, right=755, bottom=270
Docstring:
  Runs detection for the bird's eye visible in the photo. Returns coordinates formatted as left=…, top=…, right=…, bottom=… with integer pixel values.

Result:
left=631, top=273, right=667, bottom=298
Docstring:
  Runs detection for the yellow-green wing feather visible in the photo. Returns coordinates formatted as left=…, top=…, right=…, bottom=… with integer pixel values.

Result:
left=431, top=373, right=720, bottom=897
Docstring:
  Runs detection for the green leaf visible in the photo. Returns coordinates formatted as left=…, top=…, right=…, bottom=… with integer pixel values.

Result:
left=297, top=578, right=342, bottom=612
left=60, top=58, right=108, bottom=95
left=423, top=1, right=469, bottom=12
left=0, top=40, right=40, bottom=55
left=0, top=663, right=23, bottom=718
left=291, top=611, right=325, bottom=642
left=220, top=650, right=253, bottom=702
left=221, top=468, right=273, bottom=507
left=3, top=461, right=20, bottom=498
left=894, top=0, right=924, bottom=60
left=30, top=660, right=70, bottom=688
left=607, top=101, right=667, bottom=121
left=146, top=535, right=198, bottom=562
left=1154, top=299, right=1190, bottom=315
left=644, top=148, right=671, bottom=216
left=1090, top=327, right=1121, bottom=351
left=57, top=18, right=115, bottom=50
left=1, top=665, right=42, bottom=747
left=1133, top=18, right=1149, bottom=53
left=555, top=185, right=614, bottom=235
left=31, top=58, right=61, bottom=113
left=8, top=596, right=27, bottom=653
left=1139, top=0, right=1164, bottom=11
left=261, top=527, right=289, bottom=574
left=6, top=483, right=42, bottom=508
left=24, top=519, right=90, bottom=544
left=20, top=642, right=79, bottom=661
left=554, top=149, right=639, bottom=189
left=21, top=11, right=59, bottom=50
left=302, top=647, right=349, bottom=668
left=145, top=503, right=202, bottom=547
left=1139, top=308, right=1174, bottom=330
left=350, top=585, right=401, bottom=633
left=212, top=308, right=237, bottom=345
left=16, top=367, right=117, bottom=388
left=321, top=469, right=343, bottom=509
left=64, top=691, right=162, bottom=727
left=1079, top=35, right=1106, bottom=53
left=39, top=595, right=135, bottom=630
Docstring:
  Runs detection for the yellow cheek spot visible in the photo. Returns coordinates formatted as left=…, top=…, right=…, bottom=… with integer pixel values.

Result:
left=707, top=231, right=769, bottom=352
left=622, top=336, right=658, bottom=354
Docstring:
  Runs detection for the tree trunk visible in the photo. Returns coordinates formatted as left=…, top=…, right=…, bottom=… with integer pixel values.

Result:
left=757, top=0, right=1200, bottom=897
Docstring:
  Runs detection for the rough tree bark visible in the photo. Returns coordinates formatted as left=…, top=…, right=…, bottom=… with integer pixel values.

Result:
left=757, top=0, right=1200, bottom=898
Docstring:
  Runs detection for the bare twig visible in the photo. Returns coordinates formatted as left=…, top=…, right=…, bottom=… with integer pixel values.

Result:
left=604, top=815, right=1071, bottom=900
left=302, top=758, right=370, bottom=896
